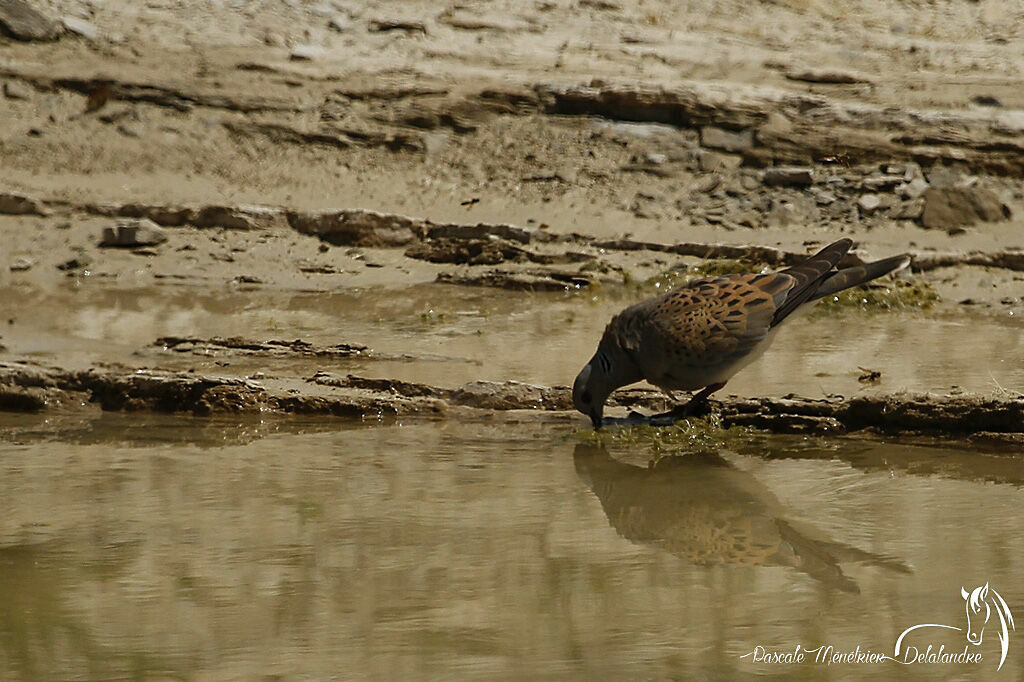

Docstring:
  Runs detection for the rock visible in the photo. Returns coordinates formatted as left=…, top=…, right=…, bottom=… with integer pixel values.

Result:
left=287, top=209, right=423, bottom=247
left=785, top=67, right=873, bottom=84
left=892, top=199, right=924, bottom=220
left=0, top=0, right=63, bottom=40
left=117, top=123, right=142, bottom=138
left=699, top=151, right=742, bottom=173
left=809, top=187, right=836, bottom=205
left=426, top=222, right=533, bottom=244
left=9, top=256, right=34, bottom=271
left=3, top=79, right=32, bottom=99
left=451, top=380, right=548, bottom=409
left=861, top=174, right=902, bottom=191
left=763, top=166, right=814, bottom=187
left=857, top=193, right=882, bottom=214
left=405, top=239, right=527, bottom=266
left=920, top=186, right=1011, bottom=231
left=367, top=18, right=427, bottom=34
left=327, top=15, right=351, bottom=32
left=897, top=176, right=929, bottom=199
left=758, top=111, right=793, bottom=138
left=192, top=205, right=281, bottom=230
left=0, top=192, right=48, bottom=215
left=643, top=152, right=667, bottom=165
left=700, top=126, right=754, bottom=153
left=290, top=45, right=326, bottom=61
left=692, top=175, right=721, bottom=193
left=61, top=15, right=97, bottom=40
left=99, top=218, right=168, bottom=247
left=971, top=95, right=1001, bottom=107
left=440, top=10, right=532, bottom=32
left=57, top=254, right=93, bottom=271
left=924, top=165, right=964, bottom=189
left=765, top=197, right=816, bottom=228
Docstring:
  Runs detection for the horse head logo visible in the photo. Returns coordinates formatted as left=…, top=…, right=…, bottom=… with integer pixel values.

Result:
left=962, top=583, right=1014, bottom=668
left=896, top=584, right=1015, bottom=671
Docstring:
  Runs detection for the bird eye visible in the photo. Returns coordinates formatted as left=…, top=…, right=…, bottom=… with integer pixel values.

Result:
left=581, top=390, right=592, bottom=404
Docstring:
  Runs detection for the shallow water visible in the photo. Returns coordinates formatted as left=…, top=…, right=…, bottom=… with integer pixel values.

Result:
left=2, top=414, right=1022, bottom=681
left=2, top=281, right=1022, bottom=400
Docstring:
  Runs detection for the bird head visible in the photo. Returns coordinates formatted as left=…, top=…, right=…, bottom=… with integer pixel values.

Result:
left=572, top=349, right=617, bottom=429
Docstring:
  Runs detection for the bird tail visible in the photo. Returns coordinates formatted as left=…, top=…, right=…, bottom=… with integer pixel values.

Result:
left=810, top=254, right=911, bottom=300
left=771, top=238, right=853, bottom=325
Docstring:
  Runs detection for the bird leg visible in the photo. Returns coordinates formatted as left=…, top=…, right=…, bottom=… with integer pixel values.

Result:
left=649, top=382, right=726, bottom=424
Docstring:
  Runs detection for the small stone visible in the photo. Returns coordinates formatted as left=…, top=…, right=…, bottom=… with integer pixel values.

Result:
left=734, top=210, right=760, bottom=229
left=763, top=166, right=814, bottom=187
left=892, top=199, right=924, bottom=220
left=924, top=165, right=963, bottom=189
left=0, top=192, right=48, bottom=215
left=809, top=187, right=836, bottom=205
left=785, top=67, right=873, bottom=84
left=920, top=186, right=1011, bottom=230
left=3, top=79, right=32, bottom=99
left=132, top=247, right=159, bottom=256
left=0, top=0, right=63, bottom=41
left=99, top=218, right=168, bottom=247
left=367, top=18, right=427, bottom=33
left=699, top=151, right=742, bottom=173
left=290, top=44, right=326, bottom=61
left=700, top=126, right=754, bottom=153
left=692, top=175, right=721, bottom=193
left=327, top=15, right=351, bottom=32
left=758, top=111, right=793, bottom=138
left=643, top=152, right=667, bottom=165
left=61, top=15, right=98, bottom=40
left=861, top=174, right=902, bottom=191
left=9, top=256, right=34, bottom=271
left=738, top=173, right=760, bottom=191
left=57, top=254, right=93, bottom=271
left=897, top=177, right=929, bottom=200
left=971, top=94, right=1001, bottom=107
left=857, top=194, right=882, bottom=213
left=116, top=123, right=142, bottom=138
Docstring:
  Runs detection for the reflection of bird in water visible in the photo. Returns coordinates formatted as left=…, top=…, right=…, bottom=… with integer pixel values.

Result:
left=573, top=443, right=910, bottom=593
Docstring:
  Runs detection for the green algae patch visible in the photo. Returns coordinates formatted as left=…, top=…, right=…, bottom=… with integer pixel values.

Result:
left=574, top=415, right=754, bottom=459
left=814, top=277, right=939, bottom=313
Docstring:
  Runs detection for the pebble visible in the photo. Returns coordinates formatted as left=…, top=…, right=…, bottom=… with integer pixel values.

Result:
left=61, top=15, right=98, bottom=40
left=763, top=166, right=814, bottom=187
left=290, top=44, right=326, bottom=61
left=3, top=79, right=32, bottom=99
left=9, top=256, right=34, bottom=271
left=692, top=175, right=721, bottom=193
left=0, top=0, right=63, bottom=41
left=897, top=177, right=929, bottom=200
left=100, top=218, right=168, bottom=247
left=699, top=126, right=754, bottom=153
left=699, top=151, right=742, bottom=173
left=327, top=15, right=351, bottom=32
left=857, top=194, right=882, bottom=213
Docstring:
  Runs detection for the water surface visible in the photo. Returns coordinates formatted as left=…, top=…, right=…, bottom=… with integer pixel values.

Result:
left=2, top=414, right=1021, bottom=680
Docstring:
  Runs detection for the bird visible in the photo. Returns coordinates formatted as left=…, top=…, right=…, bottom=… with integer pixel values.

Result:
left=572, top=238, right=910, bottom=428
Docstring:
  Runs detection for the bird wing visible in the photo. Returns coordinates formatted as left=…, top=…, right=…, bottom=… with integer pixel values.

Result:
left=633, top=272, right=795, bottom=379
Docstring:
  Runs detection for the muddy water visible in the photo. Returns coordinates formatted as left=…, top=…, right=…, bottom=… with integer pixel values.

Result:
left=2, top=281, right=1022, bottom=401
left=1, top=417, right=1022, bottom=680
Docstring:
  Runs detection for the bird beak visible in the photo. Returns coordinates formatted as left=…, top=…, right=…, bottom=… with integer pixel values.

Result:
left=589, top=409, right=602, bottom=430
